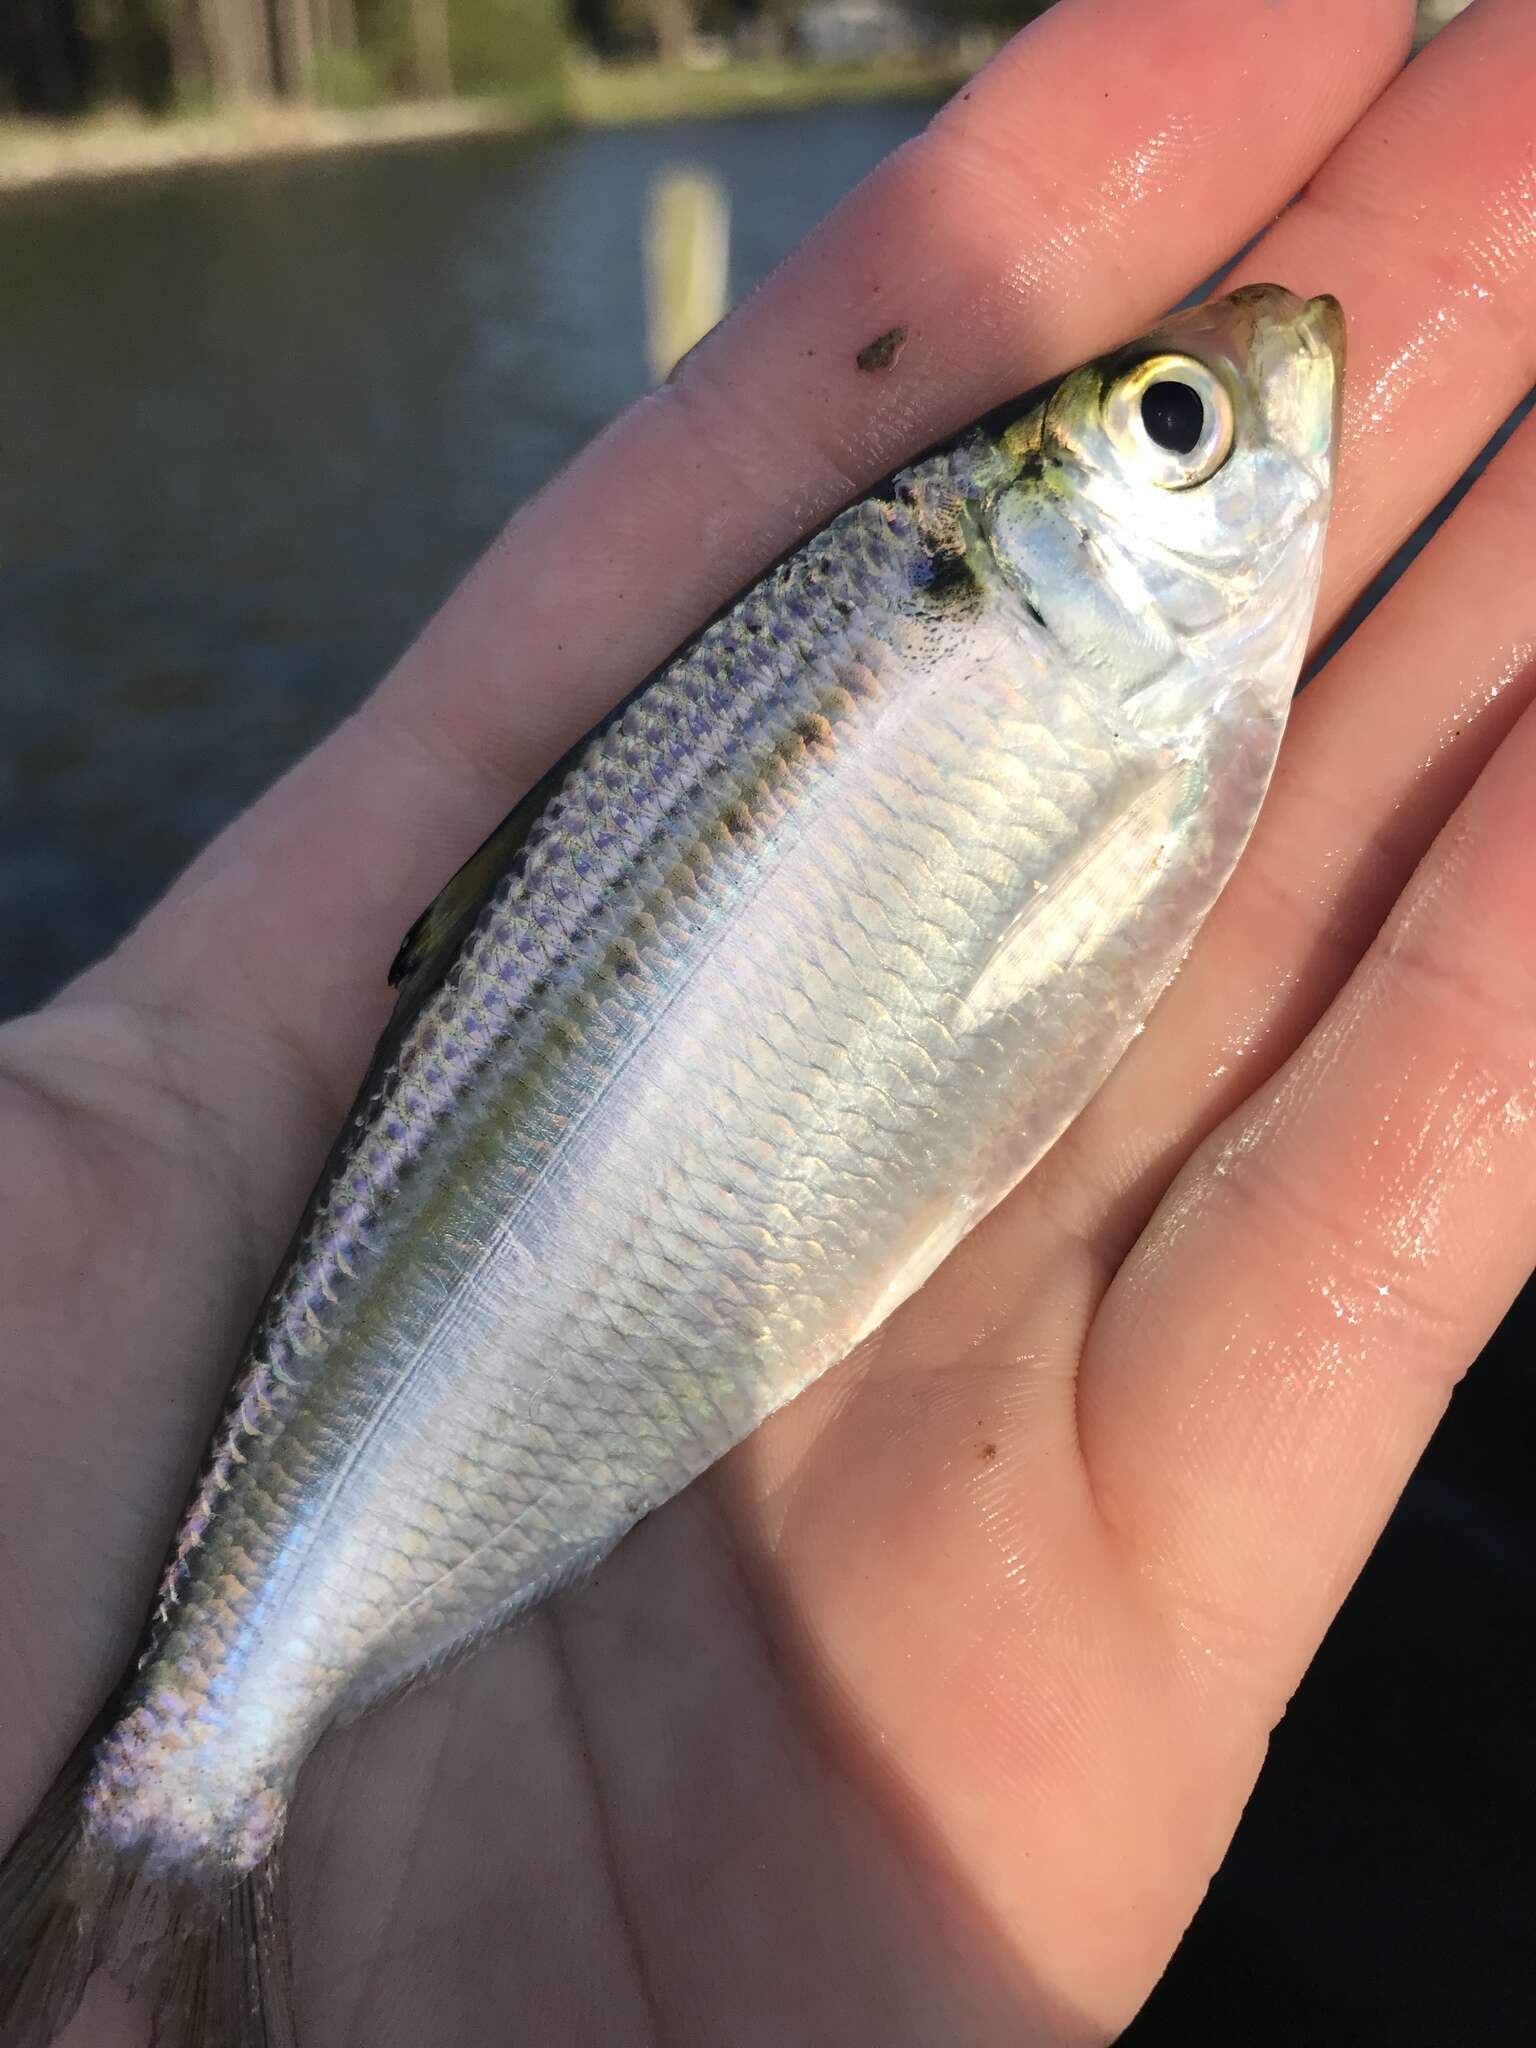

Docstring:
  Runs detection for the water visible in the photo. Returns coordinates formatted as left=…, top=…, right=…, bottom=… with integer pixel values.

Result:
left=1, top=104, right=1533, bottom=2044
left=0, top=105, right=934, bottom=1012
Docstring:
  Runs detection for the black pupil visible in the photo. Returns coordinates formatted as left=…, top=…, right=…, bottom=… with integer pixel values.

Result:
left=1141, top=380, right=1205, bottom=456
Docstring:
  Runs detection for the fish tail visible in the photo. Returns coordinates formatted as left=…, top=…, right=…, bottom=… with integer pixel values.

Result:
left=0, top=1732, right=106, bottom=2046
left=152, top=1848, right=296, bottom=2048
left=0, top=1743, right=295, bottom=2048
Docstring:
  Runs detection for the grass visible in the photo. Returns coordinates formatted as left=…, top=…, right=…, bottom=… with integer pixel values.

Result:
left=568, top=54, right=982, bottom=127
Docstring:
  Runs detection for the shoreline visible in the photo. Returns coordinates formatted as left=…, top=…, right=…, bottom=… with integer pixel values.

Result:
left=0, top=99, right=527, bottom=195
left=0, top=57, right=977, bottom=197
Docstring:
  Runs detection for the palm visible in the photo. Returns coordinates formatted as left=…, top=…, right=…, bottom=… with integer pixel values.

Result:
left=6, top=3, right=1536, bottom=2042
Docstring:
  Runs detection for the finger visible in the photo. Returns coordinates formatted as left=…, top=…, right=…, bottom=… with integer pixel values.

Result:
left=1231, top=0, right=1536, bottom=640
left=1016, top=0, right=1536, bottom=1259
left=1080, top=688, right=1536, bottom=1708
left=55, top=0, right=1412, bottom=1120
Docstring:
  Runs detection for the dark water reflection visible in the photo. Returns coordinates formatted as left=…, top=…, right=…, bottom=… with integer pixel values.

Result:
left=1, top=104, right=1533, bottom=2045
left=0, top=105, right=934, bottom=1011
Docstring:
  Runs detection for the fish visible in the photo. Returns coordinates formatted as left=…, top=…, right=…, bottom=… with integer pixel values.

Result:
left=0, top=282, right=1342, bottom=2048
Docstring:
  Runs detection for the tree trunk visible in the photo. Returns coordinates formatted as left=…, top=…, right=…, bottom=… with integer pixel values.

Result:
left=164, top=0, right=210, bottom=102
left=409, top=0, right=452, bottom=97
left=648, top=0, right=693, bottom=66
left=80, top=0, right=187, bottom=106
left=2, top=0, right=92, bottom=113
left=271, top=0, right=317, bottom=95
left=320, top=0, right=354, bottom=53
left=197, top=0, right=277, bottom=98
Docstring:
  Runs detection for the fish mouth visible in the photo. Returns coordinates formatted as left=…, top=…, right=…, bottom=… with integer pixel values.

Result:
left=1302, top=293, right=1347, bottom=375
left=1214, top=285, right=1346, bottom=472
left=1299, top=293, right=1346, bottom=461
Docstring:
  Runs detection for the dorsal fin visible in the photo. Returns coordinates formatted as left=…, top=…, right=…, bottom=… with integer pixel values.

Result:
left=388, top=765, right=559, bottom=996
left=385, top=677, right=651, bottom=1035
left=357, top=750, right=569, bottom=1090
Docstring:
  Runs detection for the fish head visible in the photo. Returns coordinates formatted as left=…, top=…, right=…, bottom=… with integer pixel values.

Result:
left=984, top=284, right=1344, bottom=739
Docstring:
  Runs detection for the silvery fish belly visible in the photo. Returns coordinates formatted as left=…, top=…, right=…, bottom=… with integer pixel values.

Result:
left=0, top=283, right=1342, bottom=2048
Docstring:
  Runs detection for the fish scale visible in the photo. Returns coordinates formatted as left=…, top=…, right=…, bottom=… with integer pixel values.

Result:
left=144, top=640, right=1104, bottom=1793
left=0, top=284, right=1342, bottom=2048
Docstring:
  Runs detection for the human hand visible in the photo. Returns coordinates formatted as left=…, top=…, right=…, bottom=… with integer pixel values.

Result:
left=3, top=1, right=1534, bottom=2041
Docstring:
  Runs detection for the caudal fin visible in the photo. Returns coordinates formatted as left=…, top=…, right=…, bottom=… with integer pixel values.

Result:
left=155, top=1853, right=295, bottom=2048
left=0, top=1743, right=295, bottom=2048
left=0, top=1732, right=106, bottom=2045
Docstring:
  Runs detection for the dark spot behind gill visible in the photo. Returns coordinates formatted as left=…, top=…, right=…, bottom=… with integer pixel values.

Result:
left=916, top=543, right=980, bottom=606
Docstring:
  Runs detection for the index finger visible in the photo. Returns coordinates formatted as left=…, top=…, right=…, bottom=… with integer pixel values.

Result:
left=78, top=0, right=1413, bottom=1115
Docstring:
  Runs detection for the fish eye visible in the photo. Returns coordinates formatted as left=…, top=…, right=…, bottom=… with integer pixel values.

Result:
left=1101, top=353, right=1234, bottom=490
left=1142, top=380, right=1204, bottom=454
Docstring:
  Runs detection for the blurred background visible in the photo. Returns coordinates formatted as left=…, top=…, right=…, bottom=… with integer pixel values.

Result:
left=1, top=1, right=1531, bottom=2041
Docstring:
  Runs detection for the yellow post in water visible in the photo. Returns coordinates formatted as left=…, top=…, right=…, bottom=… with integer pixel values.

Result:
left=645, top=169, right=730, bottom=385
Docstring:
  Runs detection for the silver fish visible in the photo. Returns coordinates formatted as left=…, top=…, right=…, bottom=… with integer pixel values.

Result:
left=0, top=283, right=1342, bottom=2047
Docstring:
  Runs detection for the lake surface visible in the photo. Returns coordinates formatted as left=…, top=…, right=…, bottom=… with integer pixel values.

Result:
left=1, top=103, right=1533, bottom=2044
left=0, top=103, right=939, bottom=1012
